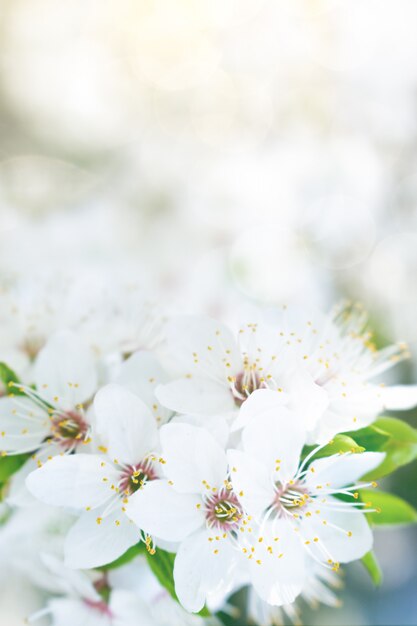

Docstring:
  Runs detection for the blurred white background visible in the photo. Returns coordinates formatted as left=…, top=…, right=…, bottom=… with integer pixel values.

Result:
left=0, top=1, right=417, bottom=623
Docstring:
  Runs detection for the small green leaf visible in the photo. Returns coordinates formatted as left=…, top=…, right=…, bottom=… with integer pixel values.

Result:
left=0, top=453, right=31, bottom=482
left=375, top=417, right=417, bottom=442
left=302, top=434, right=364, bottom=461
left=0, top=362, right=22, bottom=394
left=360, top=489, right=417, bottom=526
left=361, top=550, right=383, bottom=586
left=146, top=548, right=177, bottom=600
left=344, top=417, right=417, bottom=479
left=347, top=424, right=391, bottom=451
left=99, top=542, right=145, bottom=570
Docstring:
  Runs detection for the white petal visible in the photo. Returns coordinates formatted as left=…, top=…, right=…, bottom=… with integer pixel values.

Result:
left=0, top=396, right=49, bottom=453
left=227, top=450, right=274, bottom=520
left=380, top=385, right=417, bottom=410
left=160, top=423, right=227, bottom=493
left=7, top=443, right=62, bottom=507
left=306, top=498, right=373, bottom=563
left=240, top=400, right=306, bottom=483
left=48, top=598, right=111, bottom=626
left=156, top=377, right=235, bottom=416
left=174, top=529, right=239, bottom=613
left=249, top=521, right=305, bottom=606
left=64, top=510, right=140, bottom=569
left=0, top=433, right=46, bottom=455
left=305, top=452, right=385, bottom=491
left=110, top=589, right=155, bottom=626
left=284, top=367, right=329, bottom=432
left=318, top=384, right=385, bottom=441
left=35, top=330, right=98, bottom=408
left=163, top=315, right=241, bottom=379
left=307, top=408, right=374, bottom=444
left=115, top=351, right=173, bottom=424
left=125, top=479, right=203, bottom=542
left=232, top=388, right=289, bottom=431
left=40, top=553, right=100, bottom=602
left=171, top=413, right=231, bottom=449
left=26, top=454, right=117, bottom=510
left=94, top=384, right=158, bottom=466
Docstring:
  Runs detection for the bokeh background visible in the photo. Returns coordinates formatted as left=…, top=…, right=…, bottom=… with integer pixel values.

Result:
left=0, top=1, right=416, bottom=624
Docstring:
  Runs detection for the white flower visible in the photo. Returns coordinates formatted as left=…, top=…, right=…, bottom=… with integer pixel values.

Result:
left=247, top=557, right=342, bottom=626
left=0, top=275, right=69, bottom=381
left=0, top=504, right=74, bottom=591
left=26, top=384, right=162, bottom=569
left=0, top=330, right=97, bottom=456
left=65, top=275, right=164, bottom=362
left=0, top=330, right=98, bottom=505
left=108, top=560, right=213, bottom=626
left=125, top=423, right=246, bottom=614
left=265, top=303, right=417, bottom=442
left=228, top=405, right=385, bottom=600
left=155, top=316, right=328, bottom=430
left=27, top=554, right=156, bottom=626
left=114, top=351, right=173, bottom=426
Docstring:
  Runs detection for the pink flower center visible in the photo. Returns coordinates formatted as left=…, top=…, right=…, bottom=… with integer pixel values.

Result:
left=274, top=480, right=310, bottom=516
left=119, top=458, right=158, bottom=495
left=205, top=487, right=243, bottom=531
left=231, top=369, right=266, bottom=407
left=50, top=411, right=89, bottom=450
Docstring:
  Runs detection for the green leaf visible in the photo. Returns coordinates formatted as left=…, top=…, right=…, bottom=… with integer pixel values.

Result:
left=99, top=542, right=145, bottom=570
left=360, top=489, right=417, bottom=526
left=146, top=548, right=177, bottom=601
left=302, top=434, right=364, bottom=461
left=146, top=548, right=210, bottom=617
left=361, top=550, right=383, bottom=586
left=344, top=417, right=417, bottom=479
left=0, top=362, right=22, bottom=394
left=347, top=424, right=391, bottom=451
left=0, top=453, right=31, bottom=482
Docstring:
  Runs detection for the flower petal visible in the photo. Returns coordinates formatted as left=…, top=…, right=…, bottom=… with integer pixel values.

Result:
left=47, top=598, right=109, bottom=626
left=7, top=443, right=63, bottom=507
left=125, top=479, right=204, bottom=542
left=380, top=384, right=417, bottom=410
left=171, top=413, right=230, bottom=449
left=305, top=452, right=385, bottom=491
left=115, top=351, right=173, bottom=424
left=227, top=450, right=274, bottom=520
left=283, top=367, right=329, bottom=432
left=0, top=396, right=49, bottom=453
left=64, top=510, right=140, bottom=569
left=160, top=423, right=227, bottom=493
left=26, top=454, right=117, bottom=510
left=110, top=589, right=156, bottom=626
left=248, top=520, right=305, bottom=606
left=94, top=384, right=158, bottom=466
left=163, top=315, right=241, bottom=379
left=156, top=377, right=235, bottom=416
left=174, top=529, right=239, bottom=613
left=40, top=553, right=100, bottom=602
left=306, top=498, right=373, bottom=563
left=35, top=330, right=98, bottom=408
left=240, top=397, right=306, bottom=483
left=232, top=388, right=289, bottom=431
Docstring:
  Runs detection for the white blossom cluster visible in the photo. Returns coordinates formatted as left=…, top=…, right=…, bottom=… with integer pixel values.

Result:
left=0, top=284, right=416, bottom=626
